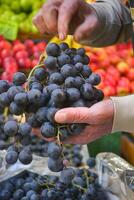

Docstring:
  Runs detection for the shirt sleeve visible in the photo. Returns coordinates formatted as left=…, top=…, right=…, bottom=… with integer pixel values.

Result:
left=111, top=95, right=134, bottom=133
left=80, top=0, right=133, bottom=47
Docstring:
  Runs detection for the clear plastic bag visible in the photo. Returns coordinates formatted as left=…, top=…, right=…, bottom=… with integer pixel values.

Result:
left=96, top=153, right=134, bottom=200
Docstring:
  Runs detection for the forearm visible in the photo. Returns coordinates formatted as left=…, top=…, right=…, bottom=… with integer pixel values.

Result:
left=80, top=0, right=132, bottom=47
left=111, top=95, right=134, bottom=133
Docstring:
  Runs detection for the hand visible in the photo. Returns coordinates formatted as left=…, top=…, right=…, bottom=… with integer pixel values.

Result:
left=54, top=99, right=114, bottom=144
left=33, top=0, right=100, bottom=42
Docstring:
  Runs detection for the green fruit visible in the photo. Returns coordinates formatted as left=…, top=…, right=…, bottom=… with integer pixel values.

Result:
left=19, top=20, right=31, bottom=33
left=0, top=0, right=10, bottom=5
left=32, top=1, right=42, bottom=11
left=20, top=0, right=33, bottom=13
left=11, top=0, right=21, bottom=13
left=1, top=11, right=14, bottom=20
left=31, top=24, right=38, bottom=34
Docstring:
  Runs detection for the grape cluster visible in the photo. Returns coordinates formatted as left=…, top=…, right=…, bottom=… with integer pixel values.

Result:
left=0, top=160, right=109, bottom=200
left=0, top=42, right=104, bottom=171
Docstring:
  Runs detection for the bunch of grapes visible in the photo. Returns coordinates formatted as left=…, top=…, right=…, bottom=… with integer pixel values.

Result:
left=0, top=42, right=104, bottom=171
left=0, top=159, right=109, bottom=200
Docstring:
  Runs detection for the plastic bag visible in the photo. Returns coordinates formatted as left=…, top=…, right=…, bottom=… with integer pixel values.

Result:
left=0, top=151, right=134, bottom=200
left=96, top=153, right=134, bottom=200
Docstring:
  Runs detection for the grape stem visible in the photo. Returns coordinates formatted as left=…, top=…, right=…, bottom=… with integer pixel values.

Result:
left=3, top=107, right=8, bottom=119
left=73, top=183, right=87, bottom=192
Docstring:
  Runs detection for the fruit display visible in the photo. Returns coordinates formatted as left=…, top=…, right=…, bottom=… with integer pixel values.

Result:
left=0, top=0, right=46, bottom=40
left=86, top=42, right=134, bottom=96
left=0, top=160, right=110, bottom=200
left=0, top=36, right=47, bottom=81
left=0, top=42, right=103, bottom=172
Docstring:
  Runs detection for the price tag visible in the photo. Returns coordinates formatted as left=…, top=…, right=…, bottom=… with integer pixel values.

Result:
left=0, top=20, right=18, bottom=41
left=125, top=170, right=134, bottom=191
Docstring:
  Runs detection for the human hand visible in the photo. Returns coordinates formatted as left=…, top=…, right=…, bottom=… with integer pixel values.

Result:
left=54, top=99, right=114, bottom=144
left=33, top=0, right=100, bottom=42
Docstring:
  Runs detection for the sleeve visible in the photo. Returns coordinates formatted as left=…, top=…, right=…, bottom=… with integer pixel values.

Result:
left=110, top=95, right=134, bottom=133
left=80, top=0, right=133, bottom=47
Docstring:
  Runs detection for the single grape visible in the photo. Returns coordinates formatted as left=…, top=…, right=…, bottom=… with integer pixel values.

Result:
left=75, top=76, right=84, bottom=88
left=46, top=107, right=58, bottom=123
left=27, top=89, right=41, bottom=103
left=95, top=89, right=104, bottom=101
left=76, top=48, right=86, bottom=56
left=19, top=123, right=32, bottom=136
left=47, top=142, right=62, bottom=160
left=87, top=158, right=96, bottom=168
left=51, top=89, right=67, bottom=106
left=73, top=55, right=83, bottom=64
left=13, top=72, right=27, bottom=86
left=81, top=65, right=92, bottom=77
left=0, top=80, right=9, bottom=94
left=35, top=107, right=47, bottom=123
left=59, top=42, right=69, bottom=51
left=41, top=122, right=57, bottom=138
left=19, top=148, right=33, bottom=165
left=75, top=62, right=83, bottom=72
left=30, top=82, right=43, bottom=91
left=4, top=120, right=18, bottom=136
left=34, top=68, right=47, bottom=82
left=64, top=77, right=76, bottom=88
left=60, top=168, right=75, bottom=184
left=6, top=151, right=18, bottom=164
left=58, top=54, right=71, bottom=67
left=48, top=158, right=64, bottom=172
left=67, top=88, right=80, bottom=102
left=83, top=55, right=90, bottom=64
left=9, top=101, right=24, bottom=115
left=50, top=72, right=64, bottom=85
left=81, top=83, right=95, bottom=100
left=87, top=73, right=101, bottom=85
left=0, top=92, right=11, bottom=106
left=61, top=64, right=77, bottom=78
left=30, top=193, right=39, bottom=200
left=14, top=92, right=28, bottom=105
left=46, top=43, right=60, bottom=57
left=44, top=56, right=58, bottom=70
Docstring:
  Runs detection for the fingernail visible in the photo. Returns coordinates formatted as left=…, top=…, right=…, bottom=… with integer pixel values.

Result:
left=55, top=111, right=67, bottom=123
left=59, top=32, right=65, bottom=40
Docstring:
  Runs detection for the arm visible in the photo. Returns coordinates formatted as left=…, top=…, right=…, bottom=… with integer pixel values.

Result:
left=81, top=0, right=132, bottom=47
left=33, top=0, right=132, bottom=47
left=111, top=95, right=134, bottom=133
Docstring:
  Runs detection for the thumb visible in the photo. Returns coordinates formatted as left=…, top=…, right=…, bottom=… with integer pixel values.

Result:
left=74, top=14, right=98, bottom=42
left=55, top=107, right=91, bottom=124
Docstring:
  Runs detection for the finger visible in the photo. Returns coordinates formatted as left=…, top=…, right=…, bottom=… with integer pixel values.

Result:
left=74, top=14, right=98, bottom=42
left=33, top=11, right=48, bottom=34
left=42, top=3, right=60, bottom=33
left=63, top=122, right=112, bottom=145
left=55, top=107, right=91, bottom=124
left=58, top=0, right=79, bottom=40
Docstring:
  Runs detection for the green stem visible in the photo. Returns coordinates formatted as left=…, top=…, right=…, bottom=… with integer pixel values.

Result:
left=73, top=183, right=87, bottom=192
left=3, top=107, right=8, bottom=119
